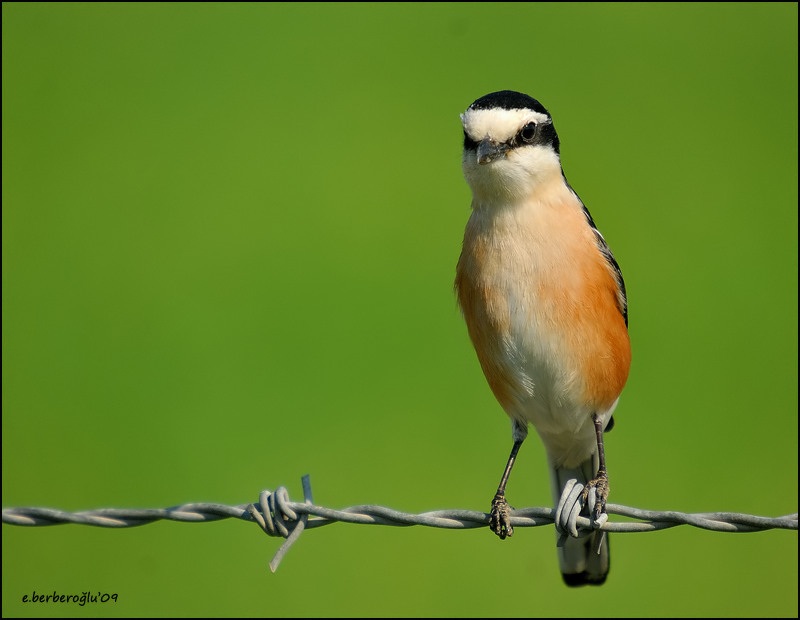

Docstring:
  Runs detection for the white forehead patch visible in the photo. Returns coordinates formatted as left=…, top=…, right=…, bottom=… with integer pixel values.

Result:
left=461, top=107, right=551, bottom=143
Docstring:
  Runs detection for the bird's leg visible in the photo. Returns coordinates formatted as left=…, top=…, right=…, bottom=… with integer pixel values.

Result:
left=582, top=413, right=610, bottom=524
left=489, top=421, right=527, bottom=539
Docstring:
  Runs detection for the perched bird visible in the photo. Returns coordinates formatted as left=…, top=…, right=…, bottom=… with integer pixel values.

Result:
left=454, top=90, right=631, bottom=586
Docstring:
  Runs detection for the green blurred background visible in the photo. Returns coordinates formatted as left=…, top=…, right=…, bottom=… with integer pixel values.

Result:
left=2, top=2, right=797, bottom=617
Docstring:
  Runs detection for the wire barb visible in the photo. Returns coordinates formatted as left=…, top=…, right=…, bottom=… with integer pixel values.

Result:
left=245, top=474, right=314, bottom=572
left=3, top=475, right=797, bottom=571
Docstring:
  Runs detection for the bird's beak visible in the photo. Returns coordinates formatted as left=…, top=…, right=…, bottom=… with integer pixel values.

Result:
left=477, top=139, right=509, bottom=165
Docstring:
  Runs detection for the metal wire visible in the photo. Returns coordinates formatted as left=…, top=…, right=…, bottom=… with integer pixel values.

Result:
left=3, top=475, right=797, bottom=571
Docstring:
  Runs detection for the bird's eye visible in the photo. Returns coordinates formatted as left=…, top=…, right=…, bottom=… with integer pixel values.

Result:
left=520, top=122, right=537, bottom=143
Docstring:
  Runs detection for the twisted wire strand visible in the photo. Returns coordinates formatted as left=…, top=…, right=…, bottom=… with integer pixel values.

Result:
left=3, top=475, right=797, bottom=571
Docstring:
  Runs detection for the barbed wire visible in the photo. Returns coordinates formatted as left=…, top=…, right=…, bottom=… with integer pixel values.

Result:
left=3, top=475, right=797, bottom=572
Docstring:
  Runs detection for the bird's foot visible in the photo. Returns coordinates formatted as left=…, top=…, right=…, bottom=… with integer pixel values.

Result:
left=581, top=470, right=610, bottom=527
left=489, top=492, right=514, bottom=539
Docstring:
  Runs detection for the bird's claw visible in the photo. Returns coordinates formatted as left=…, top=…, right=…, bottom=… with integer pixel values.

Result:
left=489, top=493, right=513, bottom=539
left=582, top=470, right=610, bottom=527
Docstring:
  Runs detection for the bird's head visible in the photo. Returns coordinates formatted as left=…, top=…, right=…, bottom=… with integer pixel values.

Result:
left=461, top=90, right=562, bottom=203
